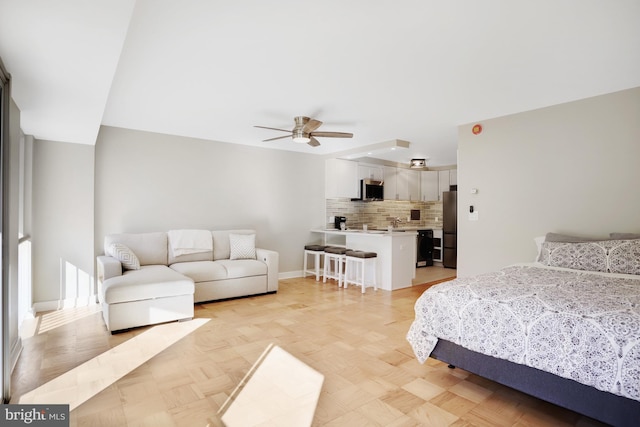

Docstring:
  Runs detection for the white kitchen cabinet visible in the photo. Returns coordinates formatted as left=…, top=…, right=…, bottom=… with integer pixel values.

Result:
left=383, top=167, right=420, bottom=201
left=449, top=169, right=457, bottom=186
left=420, top=170, right=438, bottom=201
left=358, top=163, right=384, bottom=181
left=383, top=166, right=398, bottom=200
left=396, top=169, right=410, bottom=200
left=438, top=170, right=450, bottom=200
left=325, top=158, right=358, bottom=199
left=406, top=169, right=421, bottom=201
left=411, top=173, right=422, bottom=201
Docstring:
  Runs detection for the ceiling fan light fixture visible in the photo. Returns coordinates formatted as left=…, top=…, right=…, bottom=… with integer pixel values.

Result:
left=255, top=116, right=353, bottom=147
left=292, top=130, right=311, bottom=143
left=410, top=158, right=427, bottom=169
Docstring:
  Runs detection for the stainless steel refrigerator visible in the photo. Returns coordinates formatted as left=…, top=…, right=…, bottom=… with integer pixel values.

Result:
left=443, top=191, right=457, bottom=268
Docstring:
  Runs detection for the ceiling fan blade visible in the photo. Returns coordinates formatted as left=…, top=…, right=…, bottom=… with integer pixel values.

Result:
left=254, top=125, right=292, bottom=133
left=303, top=119, right=323, bottom=133
left=307, top=137, right=321, bottom=147
left=310, top=131, right=353, bottom=138
left=263, top=135, right=292, bottom=142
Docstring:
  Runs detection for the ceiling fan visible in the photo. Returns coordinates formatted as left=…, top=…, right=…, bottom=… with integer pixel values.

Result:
left=254, top=116, right=353, bottom=147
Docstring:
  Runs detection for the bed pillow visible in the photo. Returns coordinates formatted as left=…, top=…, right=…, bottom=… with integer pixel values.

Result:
left=537, top=240, right=607, bottom=272
left=107, top=243, right=140, bottom=270
left=544, top=232, right=605, bottom=243
left=537, top=239, right=640, bottom=275
left=610, top=232, right=640, bottom=240
left=608, top=240, right=640, bottom=275
left=534, top=236, right=545, bottom=260
left=229, top=233, right=256, bottom=260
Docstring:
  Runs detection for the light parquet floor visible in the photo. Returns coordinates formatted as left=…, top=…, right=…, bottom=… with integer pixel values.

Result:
left=11, top=267, right=607, bottom=426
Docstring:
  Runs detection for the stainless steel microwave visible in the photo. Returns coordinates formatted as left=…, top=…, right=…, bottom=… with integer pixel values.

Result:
left=352, top=179, right=384, bottom=201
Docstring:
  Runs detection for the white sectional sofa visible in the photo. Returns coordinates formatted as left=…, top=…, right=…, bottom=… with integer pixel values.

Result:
left=96, top=229, right=279, bottom=332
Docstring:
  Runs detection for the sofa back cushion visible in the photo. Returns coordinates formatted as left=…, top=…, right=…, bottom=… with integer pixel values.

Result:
left=212, top=229, right=255, bottom=260
left=104, top=232, right=168, bottom=266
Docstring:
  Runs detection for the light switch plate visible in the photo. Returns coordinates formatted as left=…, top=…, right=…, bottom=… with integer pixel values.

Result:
left=468, top=211, right=479, bottom=221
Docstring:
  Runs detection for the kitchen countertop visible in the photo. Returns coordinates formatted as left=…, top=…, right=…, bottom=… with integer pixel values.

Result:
left=312, top=228, right=417, bottom=236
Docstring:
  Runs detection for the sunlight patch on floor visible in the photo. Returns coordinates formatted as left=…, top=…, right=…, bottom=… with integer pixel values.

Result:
left=20, top=304, right=103, bottom=339
left=18, top=318, right=209, bottom=410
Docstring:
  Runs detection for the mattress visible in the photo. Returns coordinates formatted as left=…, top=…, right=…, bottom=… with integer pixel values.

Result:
left=406, top=263, right=640, bottom=402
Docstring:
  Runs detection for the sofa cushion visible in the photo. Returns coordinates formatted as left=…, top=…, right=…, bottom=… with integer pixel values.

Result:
left=229, top=233, right=256, bottom=260
left=216, top=259, right=267, bottom=279
left=170, top=261, right=228, bottom=282
left=104, top=232, right=168, bottom=266
left=107, top=243, right=140, bottom=270
left=101, top=265, right=193, bottom=304
left=170, top=259, right=267, bottom=283
left=212, top=229, right=255, bottom=260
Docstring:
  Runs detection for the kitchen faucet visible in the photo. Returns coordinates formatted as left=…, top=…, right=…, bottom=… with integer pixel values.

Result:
left=390, top=217, right=403, bottom=228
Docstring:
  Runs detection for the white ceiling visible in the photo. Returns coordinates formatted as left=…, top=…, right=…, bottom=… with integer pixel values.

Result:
left=1, top=0, right=639, bottom=167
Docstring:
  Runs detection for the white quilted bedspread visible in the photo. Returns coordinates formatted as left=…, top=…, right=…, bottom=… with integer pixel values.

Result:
left=406, top=264, right=640, bottom=402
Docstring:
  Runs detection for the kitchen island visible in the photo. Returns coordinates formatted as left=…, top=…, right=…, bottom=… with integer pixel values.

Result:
left=310, top=229, right=417, bottom=291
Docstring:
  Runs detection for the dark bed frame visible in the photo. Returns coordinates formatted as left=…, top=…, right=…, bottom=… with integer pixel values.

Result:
left=431, top=339, right=640, bottom=427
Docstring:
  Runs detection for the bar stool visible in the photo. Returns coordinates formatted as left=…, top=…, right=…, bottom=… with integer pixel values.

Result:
left=344, top=250, right=378, bottom=293
left=323, top=246, right=348, bottom=287
left=303, top=244, right=326, bottom=281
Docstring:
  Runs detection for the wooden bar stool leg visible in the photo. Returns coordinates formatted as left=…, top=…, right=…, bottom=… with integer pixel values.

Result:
left=303, top=253, right=308, bottom=278
left=372, top=259, right=377, bottom=291
left=304, top=245, right=326, bottom=282
left=344, top=250, right=377, bottom=293
left=344, top=258, right=352, bottom=289
left=316, top=252, right=322, bottom=281
left=323, top=253, right=336, bottom=284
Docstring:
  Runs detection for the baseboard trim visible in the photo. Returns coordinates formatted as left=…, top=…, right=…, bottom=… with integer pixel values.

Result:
left=278, top=271, right=303, bottom=280
left=32, top=294, right=99, bottom=315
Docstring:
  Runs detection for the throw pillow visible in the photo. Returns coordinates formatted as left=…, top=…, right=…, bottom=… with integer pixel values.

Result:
left=108, top=243, right=141, bottom=270
left=608, top=239, right=640, bottom=275
left=537, top=239, right=640, bottom=275
left=229, top=233, right=256, bottom=260
left=537, top=240, right=608, bottom=272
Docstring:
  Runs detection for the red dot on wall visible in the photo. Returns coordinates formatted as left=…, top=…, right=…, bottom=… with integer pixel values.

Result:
left=472, top=124, right=483, bottom=135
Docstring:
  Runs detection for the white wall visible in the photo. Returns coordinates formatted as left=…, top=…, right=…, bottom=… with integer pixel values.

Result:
left=32, top=140, right=95, bottom=306
left=457, top=87, right=640, bottom=277
left=94, top=126, right=326, bottom=275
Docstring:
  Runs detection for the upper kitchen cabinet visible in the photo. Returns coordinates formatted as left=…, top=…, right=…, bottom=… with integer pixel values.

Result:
left=438, top=170, right=450, bottom=198
left=404, top=169, right=421, bottom=201
left=325, top=158, right=359, bottom=199
left=421, top=170, right=439, bottom=201
left=384, top=166, right=421, bottom=201
left=437, top=169, right=457, bottom=200
left=358, top=163, right=384, bottom=181
left=450, top=169, right=457, bottom=186
left=383, top=166, right=397, bottom=200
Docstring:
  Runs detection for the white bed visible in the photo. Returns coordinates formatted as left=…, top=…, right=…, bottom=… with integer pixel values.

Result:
left=407, top=235, right=640, bottom=426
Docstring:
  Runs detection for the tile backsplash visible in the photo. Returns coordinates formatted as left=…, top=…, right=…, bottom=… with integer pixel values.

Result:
left=326, top=199, right=443, bottom=230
